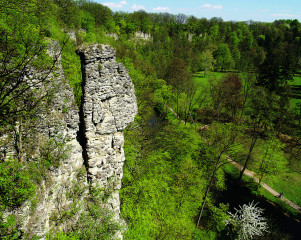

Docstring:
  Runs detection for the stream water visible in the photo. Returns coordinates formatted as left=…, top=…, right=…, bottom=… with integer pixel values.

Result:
left=218, top=174, right=301, bottom=240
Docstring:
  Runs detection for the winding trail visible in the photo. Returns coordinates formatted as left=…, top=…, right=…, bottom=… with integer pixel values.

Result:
left=165, top=104, right=301, bottom=213
left=226, top=156, right=301, bottom=213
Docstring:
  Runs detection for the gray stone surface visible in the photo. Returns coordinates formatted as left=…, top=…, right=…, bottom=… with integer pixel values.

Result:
left=2, top=40, right=87, bottom=238
left=134, top=31, right=153, bottom=41
left=77, top=44, right=137, bottom=224
left=2, top=42, right=136, bottom=239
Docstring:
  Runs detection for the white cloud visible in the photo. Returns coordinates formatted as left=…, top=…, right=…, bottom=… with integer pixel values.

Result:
left=258, top=9, right=269, bottom=13
left=153, top=7, right=170, bottom=12
left=271, top=13, right=299, bottom=18
left=102, top=1, right=127, bottom=8
left=131, top=4, right=146, bottom=11
left=201, top=4, right=223, bottom=10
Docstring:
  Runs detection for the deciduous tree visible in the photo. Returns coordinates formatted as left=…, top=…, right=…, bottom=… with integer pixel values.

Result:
left=257, top=137, right=287, bottom=185
left=214, top=44, right=234, bottom=72
left=197, top=122, right=242, bottom=227
left=227, top=202, right=268, bottom=240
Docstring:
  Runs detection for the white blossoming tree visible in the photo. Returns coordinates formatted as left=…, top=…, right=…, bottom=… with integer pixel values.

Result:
left=227, top=201, right=268, bottom=240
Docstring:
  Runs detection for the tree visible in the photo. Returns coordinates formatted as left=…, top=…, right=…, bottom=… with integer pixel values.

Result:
left=239, top=86, right=278, bottom=179
left=256, top=34, right=297, bottom=93
left=257, top=137, right=287, bottom=185
left=200, top=49, right=215, bottom=77
left=166, top=57, right=191, bottom=116
left=219, top=74, right=243, bottom=118
left=209, top=25, right=220, bottom=42
left=80, top=0, right=114, bottom=31
left=227, top=202, right=268, bottom=240
left=240, top=72, right=256, bottom=117
left=128, top=10, right=153, bottom=33
left=214, top=44, right=234, bottom=72
left=208, top=74, right=243, bottom=120
left=0, top=1, right=61, bottom=126
left=54, top=0, right=81, bottom=28
left=197, top=122, right=242, bottom=227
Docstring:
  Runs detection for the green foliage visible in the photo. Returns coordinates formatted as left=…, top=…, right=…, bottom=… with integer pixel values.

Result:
left=0, top=130, right=70, bottom=211
left=73, top=205, right=120, bottom=240
left=54, top=0, right=81, bottom=28
left=0, top=213, right=20, bottom=240
left=214, top=44, right=234, bottom=72
left=80, top=11, right=95, bottom=32
left=192, top=229, right=217, bottom=240
left=200, top=50, right=216, bottom=76
left=0, top=0, right=52, bottom=125
left=39, top=132, right=71, bottom=169
left=47, top=231, right=78, bottom=240
left=0, top=159, right=36, bottom=209
left=257, top=137, right=288, bottom=184
left=121, top=118, right=204, bottom=239
left=80, top=0, right=114, bottom=31
left=206, top=203, right=229, bottom=232
left=61, top=40, right=82, bottom=107
left=47, top=184, right=120, bottom=240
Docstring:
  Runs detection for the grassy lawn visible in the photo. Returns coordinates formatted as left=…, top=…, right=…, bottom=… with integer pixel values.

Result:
left=291, top=74, right=301, bottom=108
left=223, top=163, right=301, bottom=218
left=233, top=134, right=301, bottom=208
left=292, top=74, right=301, bottom=85
left=192, top=71, right=228, bottom=110
left=192, top=71, right=226, bottom=86
left=264, top=173, right=301, bottom=206
left=193, top=71, right=301, bottom=210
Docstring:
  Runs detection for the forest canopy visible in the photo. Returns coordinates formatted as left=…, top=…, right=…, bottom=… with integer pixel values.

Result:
left=1, top=0, right=301, bottom=239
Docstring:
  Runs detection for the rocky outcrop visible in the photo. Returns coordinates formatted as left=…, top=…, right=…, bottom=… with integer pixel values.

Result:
left=106, top=33, right=119, bottom=40
left=2, top=42, right=137, bottom=239
left=134, top=31, right=153, bottom=41
left=76, top=44, right=137, bottom=220
left=2, top=39, right=86, bottom=238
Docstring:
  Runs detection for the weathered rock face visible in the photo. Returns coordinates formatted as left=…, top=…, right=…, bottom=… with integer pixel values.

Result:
left=106, top=33, right=119, bottom=40
left=134, top=31, right=153, bottom=41
left=2, top=39, right=86, bottom=238
left=2, top=42, right=137, bottom=239
left=76, top=44, right=137, bottom=217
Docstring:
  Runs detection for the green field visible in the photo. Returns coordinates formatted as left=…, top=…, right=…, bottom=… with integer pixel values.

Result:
left=192, top=71, right=226, bottom=86
left=192, top=71, right=301, bottom=210
left=291, top=74, right=301, bottom=108
left=192, top=71, right=228, bottom=110
left=223, top=164, right=301, bottom=217
left=234, top=135, right=301, bottom=207
left=292, top=74, right=301, bottom=85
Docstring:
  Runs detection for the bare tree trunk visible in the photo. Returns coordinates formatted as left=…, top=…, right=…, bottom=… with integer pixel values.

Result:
left=239, top=134, right=257, bottom=180
left=176, top=90, right=179, bottom=118
left=13, top=117, right=23, bottom=162
left=196, top=153, right=222, bottom=227
left=18, top=117, right=23, bottom=162
left=196, top=172, right=215, bottom=227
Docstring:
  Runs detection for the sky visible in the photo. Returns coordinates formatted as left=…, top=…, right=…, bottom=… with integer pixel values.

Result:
left=95, top=0, right=301, bottom=22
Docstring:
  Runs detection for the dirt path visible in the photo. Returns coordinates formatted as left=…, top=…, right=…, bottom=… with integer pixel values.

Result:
left=226, top=156, right=301, bottom=213
left=166, top=104, right=301, bottom=213
left=165, top=104, right=186, bottom=124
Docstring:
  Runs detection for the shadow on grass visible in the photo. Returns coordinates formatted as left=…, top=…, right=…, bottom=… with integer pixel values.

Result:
left=219, top=165, right=301, bottom=240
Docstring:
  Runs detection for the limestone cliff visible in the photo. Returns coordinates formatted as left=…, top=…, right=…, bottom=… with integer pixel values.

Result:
left=3, top=39, right=85, bottom=237
left=76, top=43, right=137, bottom=220
left=2, top=42, right=137, bottom=239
